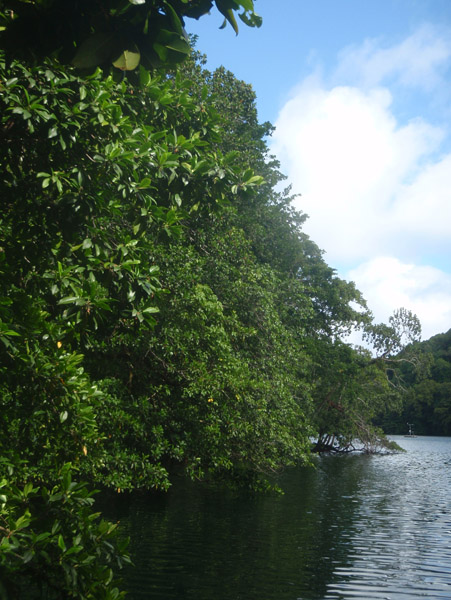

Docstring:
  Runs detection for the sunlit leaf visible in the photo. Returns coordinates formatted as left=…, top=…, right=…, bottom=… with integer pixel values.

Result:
left=239, top=10, right=262, bottom=27
left=215, top=2, right=239, bottom=34
left=112, top=48, right=141, bottom=71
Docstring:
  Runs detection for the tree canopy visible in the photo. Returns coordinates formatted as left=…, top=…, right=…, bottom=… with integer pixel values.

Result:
left=0, top=0, right=261, bottom=70
left=0, top=12, right=428, bottom=596
left=375, top=328, right=451, bottom=436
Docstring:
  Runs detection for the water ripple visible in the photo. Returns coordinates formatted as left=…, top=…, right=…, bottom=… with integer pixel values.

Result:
left=114, top=436, right=451, bottom=600
left=322, top=437, right=451, bottom=600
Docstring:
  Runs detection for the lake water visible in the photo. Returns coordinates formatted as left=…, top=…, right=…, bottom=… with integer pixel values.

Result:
left=116, top=436, right=451, bottom=600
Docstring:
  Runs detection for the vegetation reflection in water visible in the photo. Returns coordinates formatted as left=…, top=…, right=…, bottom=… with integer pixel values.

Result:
left=108, top=436, right=451, bottom=600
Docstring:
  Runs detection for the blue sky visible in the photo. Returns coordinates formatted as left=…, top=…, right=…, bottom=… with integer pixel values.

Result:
left=186, top=0, right=451, bottom=340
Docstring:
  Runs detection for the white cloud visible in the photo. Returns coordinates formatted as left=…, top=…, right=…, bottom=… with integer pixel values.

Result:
left=347, top=258, right=451, bottom=340
left=392, top=154, right=451, bottom=239
left=271, top=80, right=445, bottom=263
left=271, top=25, right=451, bottom=338
left=335, top=25, right=451, bottom=90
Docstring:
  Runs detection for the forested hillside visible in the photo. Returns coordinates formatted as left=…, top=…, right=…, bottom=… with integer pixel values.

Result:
left=0, top=1, right=426, bottom=597
left=376, top=329, right=451, bottom=436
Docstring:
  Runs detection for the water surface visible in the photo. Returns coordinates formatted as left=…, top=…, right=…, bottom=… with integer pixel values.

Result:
left=116, top=436, right=451, bottom=599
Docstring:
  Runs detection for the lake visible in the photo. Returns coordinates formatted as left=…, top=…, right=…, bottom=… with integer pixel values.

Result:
left=115, top=436, right=451, bottom=599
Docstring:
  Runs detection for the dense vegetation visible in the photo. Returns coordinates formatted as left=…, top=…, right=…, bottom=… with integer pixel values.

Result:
left=376, top=329, right=451, bottom=436
left=0, top=1, right=436, bottom=596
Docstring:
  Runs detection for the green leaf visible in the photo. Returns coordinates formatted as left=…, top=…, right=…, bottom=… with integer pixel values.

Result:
left=163, top=1, right=185, bottom=35
left=239, top=10, right=262, bottom=27
left=23, top=549, right=35, bottom=563
left=215, top=2, right=239, bottom=35
left=65, top=545, right=83, bottom=556
left=238, top=0, right=254, bottom=10
left=142, top=306, right=159, bottom=314
left=58, top=296, right=79, bottom=305
left=15, top=513, right=31, bottom=531
left=139, top=66, right=151, bottom=87
left=138, top=177, right=152, bottom=188
left=112, top=48, right=141, bottom=71
left=12, top=107, right=31, bottom=119
left=58, top=534, right=66, bottom=552
left=155, top=30, right=191, bottom=57
left=23, top=483, right=34, bottom=497
left=72, top=33, right=116, bottom=69
left=0, top=329, right=20, bottom=337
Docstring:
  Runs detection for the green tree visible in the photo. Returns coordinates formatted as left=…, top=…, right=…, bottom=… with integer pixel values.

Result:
left=1, top=12, right=424, bottom=595
left=173, top=53, right=406, bottom=458
left=0, top=7, right=265, bottom=593
left=310, top=309, right=423, bottom=453
left=0, top=0, right=261, bottom=70
left=0, top=53, right=251, bottom=482
left=377, top=328, right=451, bottom=435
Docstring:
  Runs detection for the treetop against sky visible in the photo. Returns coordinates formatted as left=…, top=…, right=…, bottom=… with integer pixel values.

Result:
left=187, top=0, right=451, bottom=340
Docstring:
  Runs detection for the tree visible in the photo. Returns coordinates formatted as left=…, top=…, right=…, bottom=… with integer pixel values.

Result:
left=1, top=50, right=255, bottom=477
left=173, top=53, right=408, bottom=458
left=364, top=307, right=422, bottom=358
left=77, top=58, right=318, bottom=491
left=310, top=309, right=423, bottom=454
left=0, top=0, right=261, bottom=70
left=310, top=340, right=402, bottom=453
left=376, top=328, right=451, bottom=435
left=1, top=11, right=424, bottom=594
left=0, top=6, right=265, bottom=593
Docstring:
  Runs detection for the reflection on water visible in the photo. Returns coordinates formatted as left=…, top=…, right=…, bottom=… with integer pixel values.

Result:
left=112, top=437, right=451, bottom=600
left=325, top=436, right=451, bottom=600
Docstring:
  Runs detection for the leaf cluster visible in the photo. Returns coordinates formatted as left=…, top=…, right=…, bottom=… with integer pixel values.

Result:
left=0, top=48, right=266, bottom=593
left=0, top=464, right=130, bottom=599
left=0, top=0, right=261, bottom=71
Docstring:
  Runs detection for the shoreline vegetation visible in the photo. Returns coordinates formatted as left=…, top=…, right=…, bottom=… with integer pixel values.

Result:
left=312, top=432, right=404, bottom=455
left=0, top=2, right=448, bottom=597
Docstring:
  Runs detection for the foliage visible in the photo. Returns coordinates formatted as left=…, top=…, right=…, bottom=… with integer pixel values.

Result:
left=0, top=0, right=261, bottom=71
left=1, top=45, right=418, bottom=483
left=116, top=218, right=315, bottom=487
left=310, top=341, right=389, bottom=451
left=0, top=26, right=430, bottom=595
left=0, top=464, right=130, bottom=599
left=310, top=308, right=424, bottom=453
left=0, top=51, right=253, bottom=483
left=363, top=307, right=422, bottom=358
left=0, top=43, right=266, bottom=595
left=376, top=328, right=451, bottom=435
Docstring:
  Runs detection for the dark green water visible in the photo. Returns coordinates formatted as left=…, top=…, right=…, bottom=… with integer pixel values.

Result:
left=113, top=436, right=451, bottom=599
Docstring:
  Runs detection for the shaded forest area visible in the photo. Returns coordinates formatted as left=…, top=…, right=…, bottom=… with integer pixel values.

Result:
left=375, top=329, right=451, bottom=436
left=0, top=1, right=447, bottom=597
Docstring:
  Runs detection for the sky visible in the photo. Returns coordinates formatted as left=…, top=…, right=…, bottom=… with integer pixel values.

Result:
left=186, top=0, right=451, bottom=341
